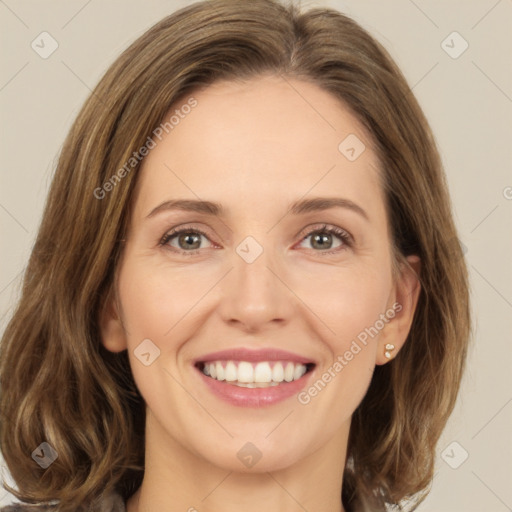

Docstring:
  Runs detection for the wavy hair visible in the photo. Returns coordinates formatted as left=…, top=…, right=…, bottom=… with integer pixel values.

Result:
left=0, top=1, right=470, bottom=511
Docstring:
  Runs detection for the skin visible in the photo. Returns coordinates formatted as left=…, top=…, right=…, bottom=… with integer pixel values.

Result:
left=100, top=75, right=421, bottom=512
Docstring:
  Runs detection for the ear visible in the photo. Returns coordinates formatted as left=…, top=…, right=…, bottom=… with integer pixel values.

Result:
left=376, top=254, right=421, bottom=365
left=98, top=287, right=128, bottom=353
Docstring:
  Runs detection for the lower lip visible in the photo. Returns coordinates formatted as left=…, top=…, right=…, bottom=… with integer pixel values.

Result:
left=195, top=365, right=315, bottom=407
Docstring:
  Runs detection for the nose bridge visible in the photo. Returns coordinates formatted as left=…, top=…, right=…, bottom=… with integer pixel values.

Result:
left=218, top=236, right=292, bottom=329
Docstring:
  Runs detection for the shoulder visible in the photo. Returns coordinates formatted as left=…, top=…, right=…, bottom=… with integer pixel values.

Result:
left=0, top=491, right=126, bottom=512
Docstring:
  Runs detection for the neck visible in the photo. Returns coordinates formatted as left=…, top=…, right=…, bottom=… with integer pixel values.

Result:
left=126, top=412, right=348, bottom=512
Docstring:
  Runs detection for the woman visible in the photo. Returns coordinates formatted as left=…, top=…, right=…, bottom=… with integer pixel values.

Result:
left=0, top=0, right=470, bottom=511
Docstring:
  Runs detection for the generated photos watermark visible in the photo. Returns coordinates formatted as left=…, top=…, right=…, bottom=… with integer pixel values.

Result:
left=297, top=301, right=402, bottom=405
left=93, top=97, right=198, bottom=200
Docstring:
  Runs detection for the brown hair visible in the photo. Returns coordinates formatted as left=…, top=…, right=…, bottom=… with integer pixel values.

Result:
left=0, top=1, right=470, bottom=511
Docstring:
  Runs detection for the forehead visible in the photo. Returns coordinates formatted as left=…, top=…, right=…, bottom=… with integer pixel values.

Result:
left=133, top=75, right=384, bottom=220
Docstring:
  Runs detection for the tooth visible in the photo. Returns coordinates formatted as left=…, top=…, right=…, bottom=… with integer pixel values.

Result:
left=284, top=362, right=294, bottom=382
left=254, top=362, right=272, bottom=383
left=237, top=361, right=254, bottom=383
left=225, top=361, right=237, bottom=381
left=233, top=382, right=278, bottom=388
left=215, top=362, right=225, bottom=380
left=204, top=360, right=309, bottom=384
left=293, top=364, right=306, bottom=380
left=272, top=362, right=284, bottom=382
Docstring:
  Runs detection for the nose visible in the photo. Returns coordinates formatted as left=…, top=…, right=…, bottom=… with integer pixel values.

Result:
left=217, top=245, right=295, bottom=333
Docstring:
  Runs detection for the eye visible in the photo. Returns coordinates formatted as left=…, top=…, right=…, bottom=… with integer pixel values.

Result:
left=158, top=223, right=352, bottom=256
left=159, top=226, right=215, bottom=254
left=296, top=224, right=352, bottom=253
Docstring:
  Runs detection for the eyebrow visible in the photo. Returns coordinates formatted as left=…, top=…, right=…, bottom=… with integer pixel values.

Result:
left=146, top=197, right=369, bottom=221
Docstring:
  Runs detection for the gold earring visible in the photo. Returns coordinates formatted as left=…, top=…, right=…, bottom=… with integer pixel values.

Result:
left=384, top=344, right=395, bottom=359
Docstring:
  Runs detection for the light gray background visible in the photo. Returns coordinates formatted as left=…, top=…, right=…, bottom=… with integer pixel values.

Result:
left=1, top=1, right=511, bottom=510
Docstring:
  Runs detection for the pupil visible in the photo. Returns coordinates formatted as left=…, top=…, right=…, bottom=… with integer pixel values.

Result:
left=179, top=233, right=200, bottom=250
left=313, top=233, right=331, bottom=250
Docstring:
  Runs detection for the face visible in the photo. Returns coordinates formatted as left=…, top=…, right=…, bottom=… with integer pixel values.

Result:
left=101, top=75, right=419, bottom=473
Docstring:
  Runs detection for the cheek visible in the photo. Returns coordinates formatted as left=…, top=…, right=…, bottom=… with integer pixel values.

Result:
left=289, top=262, right=391, bottom=410
left=288, top=260, right=393, bottom=350
left=118, top=256, right=215, bottom=342
left=116, top=259, right=208, bottom=432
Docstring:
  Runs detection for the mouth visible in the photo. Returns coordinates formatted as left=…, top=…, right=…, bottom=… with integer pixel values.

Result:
left=193, top=348, right=317, bottom=407
left=195, top=360, right=316, bottom=388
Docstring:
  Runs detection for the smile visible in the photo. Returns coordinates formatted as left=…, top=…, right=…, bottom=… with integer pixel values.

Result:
left=193, top=348, right=316, bottom=407
left=198, top=360, right=313, bottom=387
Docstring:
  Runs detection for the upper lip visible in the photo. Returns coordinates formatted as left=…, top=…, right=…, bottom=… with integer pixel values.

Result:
left=194, top=348, right=316, bottom=365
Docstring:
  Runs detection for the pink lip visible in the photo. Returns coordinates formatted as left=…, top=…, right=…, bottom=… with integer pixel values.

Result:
left=192, top=347, right=316, bottom=408
left=194, top=348, right=315, bottom=365
left=195, top=366, right=315, bottom=407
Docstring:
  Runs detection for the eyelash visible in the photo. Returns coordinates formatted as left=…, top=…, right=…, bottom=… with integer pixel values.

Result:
left=158, top=223, right=353, bottom=256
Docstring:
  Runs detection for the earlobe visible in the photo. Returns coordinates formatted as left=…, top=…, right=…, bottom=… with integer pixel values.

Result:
left=376, top=254, right=421, bottom=365
left=98, top=289, right=128, bottom=353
